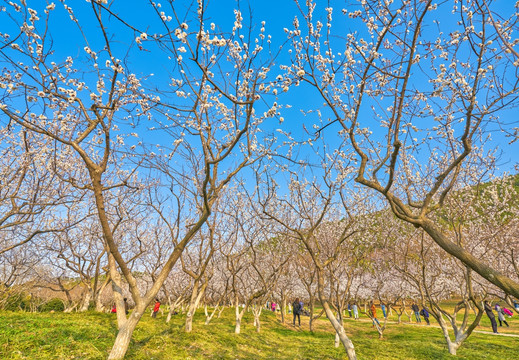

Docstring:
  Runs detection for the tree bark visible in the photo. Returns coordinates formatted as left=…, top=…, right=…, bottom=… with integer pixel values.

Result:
left=421, top=220, right=519, bottom=299
left=185, top=281, right=207, bottom=332
left=78, top=288, right=92, bottom=312
left=316, top=271, right=356, bottom=360
left=108, top=309, right=143, bottom=360
left=107, top=252, right=127, bottom=329
left=322, top=301, right=356, bottom=359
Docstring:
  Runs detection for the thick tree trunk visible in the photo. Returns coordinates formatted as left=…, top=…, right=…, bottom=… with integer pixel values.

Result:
left=235, top=316, right=242, bottom=334
left=185, top=306, right=195, bottom=332
left=108, top=309, right=143, bottom=360
left=421, top=220, right=519, bottom=299
left=78, top=289, right=92, bottom=312
left=322, top=302, right=356, bottom=359
left=315, top=270, right=356, bottom=360
left=106, top=251, right=127, bottom=329
left=235, top=302, right=245, bottom=334
left=95, top=277, right=110, bottom=312
left=254, top=312, right=261, bottom=332
left=334, top=313, right=343, bottom=348
left=185, top=281, right=207, bottom=332
left=447, top=341, right=459, bottom=355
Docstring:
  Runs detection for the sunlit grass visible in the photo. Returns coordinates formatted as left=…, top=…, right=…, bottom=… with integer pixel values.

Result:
left=1, top=307, right=518, bottom=359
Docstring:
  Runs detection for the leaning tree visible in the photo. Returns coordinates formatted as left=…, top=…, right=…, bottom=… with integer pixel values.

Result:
left=0, top=1, right=282, bottom=358
left=283, top=0, right=519, bottom=298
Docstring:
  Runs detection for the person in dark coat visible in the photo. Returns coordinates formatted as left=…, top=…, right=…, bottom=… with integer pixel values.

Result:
left=420, top=307, right=430, bottom=325
left=484, top=301, right=498, bottom=333
left=292, top=298, right=302, bottom=326
left=411, top=302, right=421, bottom=323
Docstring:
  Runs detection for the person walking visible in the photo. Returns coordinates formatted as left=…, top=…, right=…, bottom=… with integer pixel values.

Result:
left=347, top=303, right=352, bottom=318
left=352, top=302, right=359, bottom=320
left=411, top=302, right=421, bottom=323
left=292, top=298, right=302, bottom=326
left=381, top=302, right=387, bottom=318
left=152, top=298, right=161, bottom=318
left=370, top=301, right=380, bottom=327
left=495, top=303, right=510, bottom=327
left=484, top=301, right=498, bottom=333
left=420, top=307, right=430, bottom=325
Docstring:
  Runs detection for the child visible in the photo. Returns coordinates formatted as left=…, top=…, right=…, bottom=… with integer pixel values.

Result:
left=152, top=298, right=161, bottom=318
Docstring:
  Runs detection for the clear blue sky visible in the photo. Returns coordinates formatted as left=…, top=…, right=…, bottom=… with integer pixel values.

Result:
left=1, top=0, right=517, bottom=178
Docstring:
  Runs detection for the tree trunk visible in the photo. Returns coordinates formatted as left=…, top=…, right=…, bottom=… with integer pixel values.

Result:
left=107, top=252, right=127, bottom=329
left=334, top=313, right=343, bottom=348
left=447, top=341, right=459, bottom=356
left=78, top=289, right=92, bottom=312
left=280, top=292, right=287, bottom=324
left=205, top=304, right=219, bottom=325
left=316, top=270, right=356, bottom=360
left=217, top=304, right=225, bottom=318
left=235, top=315, right=242, bottom=334
left=185, top=281, right=207, bottom=332
left=309, top=296, right=315, bottom=332
left=95, top=277, right=110, bottom=312
left=322, top=301, right=356, bottom=359
left=421, top=220, right=519, bottom=299
left=185, top=305, right=195, bottom=332
left=235, top=302, right=245, bottom=334
left=166, top=297, right=184, bottom=323
left=253, top=309, right=261, bottom=333
left=108, top=309, right=142, bottom=360
left=63, top=302, right=78, bottom=313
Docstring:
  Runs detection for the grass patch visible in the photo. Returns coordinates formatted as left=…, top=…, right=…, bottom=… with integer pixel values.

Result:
left=0, top=308, right=518, bottom=359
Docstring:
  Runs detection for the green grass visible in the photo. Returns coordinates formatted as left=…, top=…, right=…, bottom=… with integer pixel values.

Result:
left=0, top=308, right=518, bottom=359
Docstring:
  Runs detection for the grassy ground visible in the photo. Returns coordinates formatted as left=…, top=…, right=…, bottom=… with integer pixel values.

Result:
left=1, top=307, right=518, bottom=360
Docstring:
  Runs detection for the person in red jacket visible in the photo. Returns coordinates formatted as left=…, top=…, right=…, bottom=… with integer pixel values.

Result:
left=152, top=298, right=161, bottom=318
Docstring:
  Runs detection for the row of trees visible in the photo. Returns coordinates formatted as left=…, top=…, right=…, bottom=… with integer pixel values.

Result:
left=1, top=0, right=518, bottom=359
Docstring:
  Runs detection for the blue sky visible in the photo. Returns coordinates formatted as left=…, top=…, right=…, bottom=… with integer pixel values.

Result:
left=1, top=0, right=517, bottom=180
